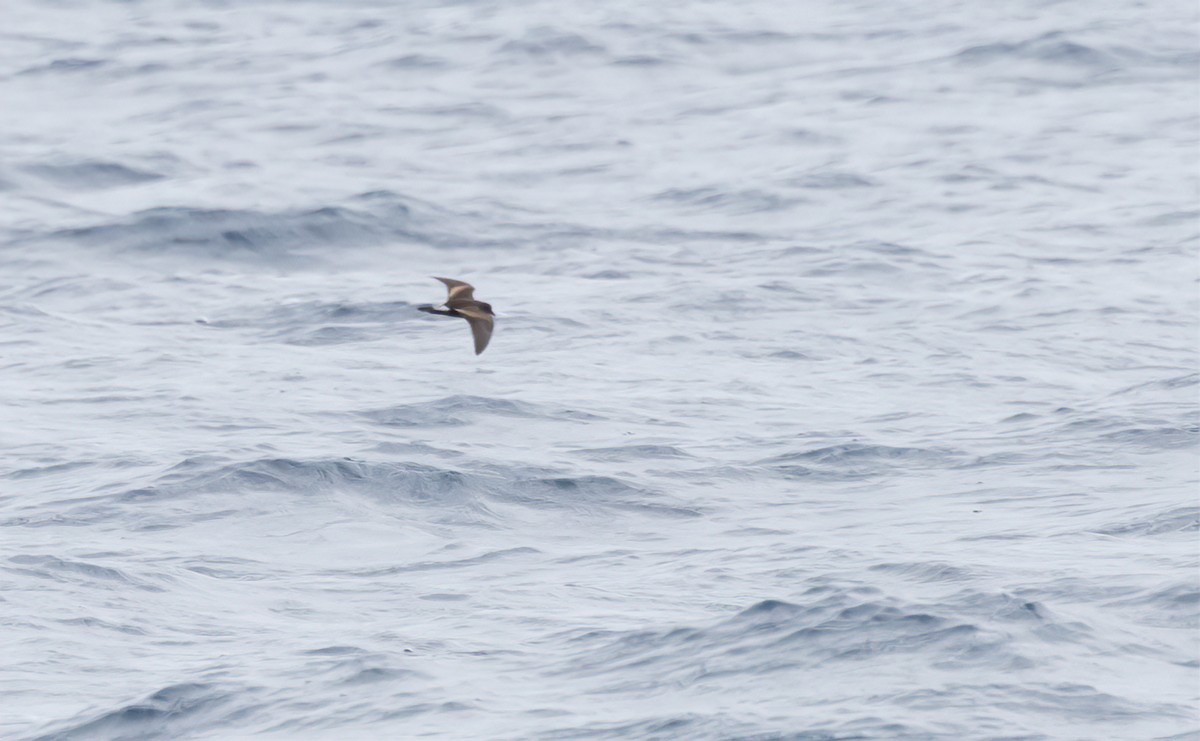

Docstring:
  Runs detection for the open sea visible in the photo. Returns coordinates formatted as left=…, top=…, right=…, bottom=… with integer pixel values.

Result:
left=1, top=1, right=1198, bottom=739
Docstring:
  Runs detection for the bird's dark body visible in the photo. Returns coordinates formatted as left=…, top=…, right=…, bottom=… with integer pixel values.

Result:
left=417, top=306, right=461, bottom=317
left=417, top=302, right=494, bottom=318
left=418, top=278, right=495, bottom=354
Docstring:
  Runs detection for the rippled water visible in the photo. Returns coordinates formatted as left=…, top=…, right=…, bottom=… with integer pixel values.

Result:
left=2, top=1, right=1198, bottom=739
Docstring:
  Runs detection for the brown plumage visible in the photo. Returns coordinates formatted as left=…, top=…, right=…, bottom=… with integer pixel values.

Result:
left=417, top=277, right=495, bottom=355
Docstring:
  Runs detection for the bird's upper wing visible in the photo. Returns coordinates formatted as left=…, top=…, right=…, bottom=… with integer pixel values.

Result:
left=433, top=277, right=475, bottom=301
left=457, top=307, right=494, bottom=355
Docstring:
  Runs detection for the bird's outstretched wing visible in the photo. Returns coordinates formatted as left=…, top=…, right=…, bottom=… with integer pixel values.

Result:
left=433, top=277, right=475, bottom=301
left=457, top=307, right=494, bottom=355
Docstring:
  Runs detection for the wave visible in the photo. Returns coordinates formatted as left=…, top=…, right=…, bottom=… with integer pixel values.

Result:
left=953, top=33, right=1124, bottom=69
left=559, top=589, right=1020, bottom=691
left=378, top=54, right=450, bottom=70
left=650, top=186, right=799, bottom=214
left=571, top=444, right=693, bottom=462
left=22, top=160, right=163, bottom=190
left=1098, top=425, right=1199, bottom=450
left=34, top=190, right=489, bottom=261
left=299, top=644, right=428, bottom=687
left=1105, top=582, right=1200, bottom=630
left=16, top=452, right=696, bottom=532
left=362, top=395, right=604, bottom=428
left=18, top=57, right=106, bottom=76
left=946, top=31, right=1198, bottom=85
left=784, top=170, right=877, bottom=189
left=498, top=27, right=606, bottom=58
left=1097, top=507, right=1200, bottom=537
left=31, top=683, right=237, bottom=741
left=47, top=203, right=410, bottom=260
left=6, top=554, right=160, bottom=591
left=759, top=443, right=962, bottom=480
left=529, top=713, right=851, bottom=741
left=206, top=298, right=416, bottom=346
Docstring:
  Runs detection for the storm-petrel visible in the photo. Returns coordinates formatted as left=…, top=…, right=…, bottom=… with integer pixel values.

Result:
left=417, top=277, right=495, bottom=355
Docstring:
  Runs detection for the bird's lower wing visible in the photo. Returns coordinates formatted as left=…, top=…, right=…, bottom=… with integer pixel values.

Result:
left=461, top=312, right=494, bottom=355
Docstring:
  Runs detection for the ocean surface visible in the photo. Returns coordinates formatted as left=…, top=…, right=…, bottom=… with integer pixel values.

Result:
left=1, top=1, right=1198, bottom=739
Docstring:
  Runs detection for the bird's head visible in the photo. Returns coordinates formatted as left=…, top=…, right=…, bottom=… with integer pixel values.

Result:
left=477, top=302, right=495, bottom=316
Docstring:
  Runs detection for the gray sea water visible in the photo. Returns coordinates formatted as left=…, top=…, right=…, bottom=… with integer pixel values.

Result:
left=2, top=1, right=1198, bottom=739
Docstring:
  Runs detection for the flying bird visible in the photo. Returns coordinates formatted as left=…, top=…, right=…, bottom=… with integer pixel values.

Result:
left=417, top=277, right=495, bottom=355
